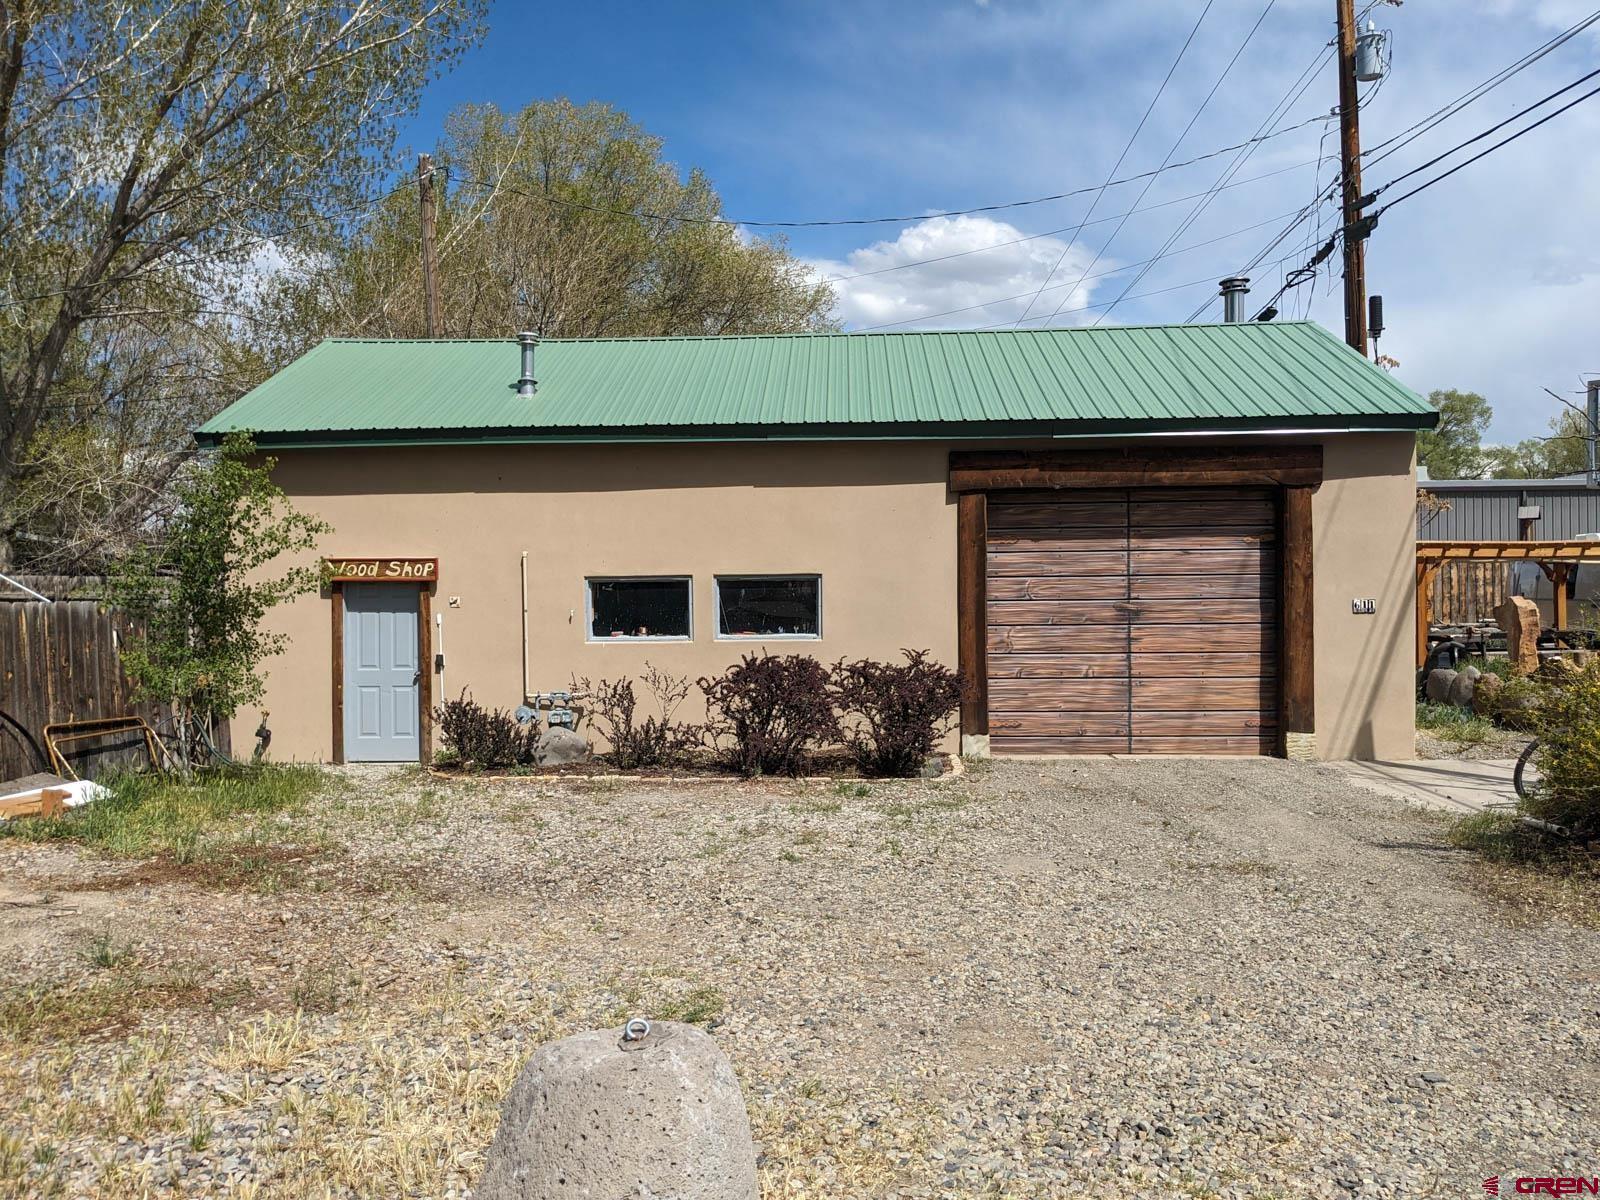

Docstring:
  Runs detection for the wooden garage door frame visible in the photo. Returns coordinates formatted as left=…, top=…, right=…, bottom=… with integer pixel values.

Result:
left=952, top=446, right=1319, bottom=756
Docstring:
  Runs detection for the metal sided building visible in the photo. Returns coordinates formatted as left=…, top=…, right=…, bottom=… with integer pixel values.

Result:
left=1416, top=477, right=1600, bottom=541
left=197, top=321, right=1437, bottom=764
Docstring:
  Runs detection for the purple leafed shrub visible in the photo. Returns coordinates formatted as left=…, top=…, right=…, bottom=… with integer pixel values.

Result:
left=574, top=664, right=702, bottom=769
left=829, top=649, right=961, bottom=777
left=698, top=653, right=840, bottom=777
left=434, top=690, right=530, bottom=769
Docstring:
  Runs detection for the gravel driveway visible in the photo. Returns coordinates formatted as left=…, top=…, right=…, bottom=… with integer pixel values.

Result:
left=2, top=757, right=1595, bottom=1199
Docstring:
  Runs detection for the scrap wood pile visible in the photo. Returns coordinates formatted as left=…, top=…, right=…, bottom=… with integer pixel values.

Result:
left=0, top=773, right=109, bottom=822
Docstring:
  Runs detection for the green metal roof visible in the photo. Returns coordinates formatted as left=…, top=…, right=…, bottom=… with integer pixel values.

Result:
left=197, top=321, right=1436, bottom=448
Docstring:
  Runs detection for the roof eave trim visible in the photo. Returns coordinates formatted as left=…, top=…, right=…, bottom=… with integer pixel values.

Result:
left=195, top=413, right=1435, bottom=450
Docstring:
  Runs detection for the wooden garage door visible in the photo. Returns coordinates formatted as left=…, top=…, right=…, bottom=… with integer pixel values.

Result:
left=986, top=488, right=1277, bottom=755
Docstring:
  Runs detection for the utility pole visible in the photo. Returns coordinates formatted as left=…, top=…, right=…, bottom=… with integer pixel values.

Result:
left=1336, top=0, right=1368, bottom=355
left=418, top=153, right=443, bottom=338
left=1586, top=377, right=1599, bottom=487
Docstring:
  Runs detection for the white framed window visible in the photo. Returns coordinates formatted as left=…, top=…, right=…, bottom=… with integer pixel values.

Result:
left=715, top=575, right=822, bottom=640
left=585, top=577, right=693, bottom=642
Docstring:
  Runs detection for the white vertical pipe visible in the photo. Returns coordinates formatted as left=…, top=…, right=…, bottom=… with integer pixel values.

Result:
left=436, top=612, right=445, bottom=700
left=521, top=550, right=530, bottom=704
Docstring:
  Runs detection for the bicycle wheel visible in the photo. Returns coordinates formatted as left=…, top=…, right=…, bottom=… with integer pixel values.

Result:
left=1513, top=738, right=1541, bottom=802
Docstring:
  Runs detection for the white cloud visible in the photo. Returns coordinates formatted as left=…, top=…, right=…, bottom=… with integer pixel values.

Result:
left=808, top=215, right=1107, bottom=330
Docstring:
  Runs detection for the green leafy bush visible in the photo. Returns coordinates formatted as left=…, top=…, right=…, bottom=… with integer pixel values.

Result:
left=829, top=650, right=961, bottom=777
left=698, top=654, right=838, bottom=777
left=1415, top=701, right=1493, bottom=745
left=1520, top=659, right=1600, bottom=837
left=434, top=691, right=530, bottom=769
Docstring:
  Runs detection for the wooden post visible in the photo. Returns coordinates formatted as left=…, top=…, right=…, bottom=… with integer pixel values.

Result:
left=1551, top=564, right=1570, bottom=632
left=1280, top=486, right=1316, bottom=746
left=418, top=585, right=434, bottom=765
left=956, top=491, right=988, bottom=751
left=330, top=583, right=345, bottom=766
left=418, top=153, right=443, bottom=337
left=1336, top=0, right=1369, bottom=355
left=1415, top=560, right=1437, bottom=668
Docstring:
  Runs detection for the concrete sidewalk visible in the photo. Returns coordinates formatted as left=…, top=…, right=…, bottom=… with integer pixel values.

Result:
left=1324, top=758, right=1521, bottom=816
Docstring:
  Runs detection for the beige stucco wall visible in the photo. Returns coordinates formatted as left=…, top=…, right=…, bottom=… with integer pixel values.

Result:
left=243, top=441, right=960, bottom=763
left=238, top=433, right=1417, bottom=764
left=1311, top=432, right=1419, bottom=759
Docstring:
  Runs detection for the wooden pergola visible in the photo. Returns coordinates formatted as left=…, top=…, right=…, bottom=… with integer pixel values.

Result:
left=1416, top=540, right=1600, bottom=665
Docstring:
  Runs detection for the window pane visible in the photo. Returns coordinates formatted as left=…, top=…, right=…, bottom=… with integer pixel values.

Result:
left=718, top=577, right=820, bottom=637
left=589, top=579, right=690, bottom=639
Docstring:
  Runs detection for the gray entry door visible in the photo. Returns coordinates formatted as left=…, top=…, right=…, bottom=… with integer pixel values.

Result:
left=343, top=582, right=420, bottom=762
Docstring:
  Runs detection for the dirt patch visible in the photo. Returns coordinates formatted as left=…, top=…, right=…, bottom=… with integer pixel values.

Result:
left=33, top=843, right=333, bottom=892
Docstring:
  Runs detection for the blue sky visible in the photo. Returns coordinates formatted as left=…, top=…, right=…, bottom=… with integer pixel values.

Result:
left=400, top=0, right=1600, bottom=443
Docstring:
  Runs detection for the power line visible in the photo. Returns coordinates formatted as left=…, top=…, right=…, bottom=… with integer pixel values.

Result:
left=1035, top=0, right=1281, bottom=327
left=850, top=209, right=1302, bottom=331
left=1008, top=0, right=1219, bottom=326
left=444, top=118, right=1329, bottom=235
left=1365, top=67, right=1600, bottom=203
left=1360, top=7, right=1600, bottom=170
left=817, top=158, right=1320, bottom=284
left=1371, top=77, right=1600, bottom=213
left=1248, top=72, right=1600, bottom=321
left=1096, top=1, right=1351, bottom=326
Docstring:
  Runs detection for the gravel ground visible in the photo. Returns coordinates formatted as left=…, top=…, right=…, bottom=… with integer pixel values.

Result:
left=1415, top=727, right=1532, bottom=761
left=2, top=757, right=1596, bottom=1199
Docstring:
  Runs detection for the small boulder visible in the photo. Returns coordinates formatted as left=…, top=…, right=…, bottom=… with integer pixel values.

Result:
left=476, top=1020, right=758, bottom=1200
left=1470, top=672, right=1503, bottom=717
left=1446, top=665, right=1481, bottom=708
left=533, top=727, right=592, bottom=766
left=1424, top=668, right=1458, bottom=704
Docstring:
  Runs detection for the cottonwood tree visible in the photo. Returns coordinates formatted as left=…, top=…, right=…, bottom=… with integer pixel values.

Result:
left=1416, top=389, right=1494, bottom=480
left=0, top=0, right=484, bottom=567
left=1483, top=409, right=1594, bottom=479
left=280, top=98, right=836, bottom=340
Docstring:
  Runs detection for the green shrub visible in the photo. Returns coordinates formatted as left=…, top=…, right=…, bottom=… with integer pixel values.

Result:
left=1415, top=701, right=1492, bottom=745
left=1485, top=672, right=1545, bottom=731
left=1520, top=659, right=1600, bottom=837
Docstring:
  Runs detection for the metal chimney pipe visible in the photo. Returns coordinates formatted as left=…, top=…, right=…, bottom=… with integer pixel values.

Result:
left=1219, top=277, right=1250, bottom=323
left=517, top=332, right=539, bottom=398
left=1586, top=377, right=1599, bottom=486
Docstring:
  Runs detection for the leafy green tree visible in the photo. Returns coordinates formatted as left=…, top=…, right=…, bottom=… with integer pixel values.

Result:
left=280, top=98, right=836, bottom=341
left=1416, top=389, right=1494, bottom=479
left=108, top=435, right=330, bottom=768
left=1484, top=409, right=1594, bottom=479
left=0, top=0, right=484, bottom=565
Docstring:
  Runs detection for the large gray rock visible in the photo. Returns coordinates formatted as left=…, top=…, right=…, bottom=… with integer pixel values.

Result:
left=1424, top=668, right=1458, bottom=704
left=1447, top=664, right=1481, bottom=708
left=533, top=726, right=592, bottom=766
left=475, top=1020, right=758, bottom=1200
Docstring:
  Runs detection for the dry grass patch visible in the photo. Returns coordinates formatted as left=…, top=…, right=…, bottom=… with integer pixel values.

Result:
left=1449, top=812, right=1600, bottom=928
left=751, top=1084, right=942, bottom=1199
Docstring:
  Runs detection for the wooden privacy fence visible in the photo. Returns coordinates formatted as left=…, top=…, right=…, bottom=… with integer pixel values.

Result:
left=0, top=576, right=170, bottom=782
left=1429, top=560, right=1513, bottom=625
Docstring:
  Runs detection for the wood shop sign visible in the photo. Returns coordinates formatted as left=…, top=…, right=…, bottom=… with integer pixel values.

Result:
left=324, top=557, right=438, bottom=583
